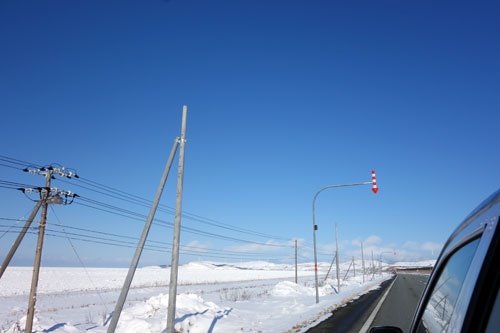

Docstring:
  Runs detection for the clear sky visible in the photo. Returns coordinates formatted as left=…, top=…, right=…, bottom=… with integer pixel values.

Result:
left=1, top=0, right=499, bottom=268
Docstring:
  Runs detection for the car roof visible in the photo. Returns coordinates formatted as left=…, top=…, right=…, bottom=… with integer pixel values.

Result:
left=443, top=188, right=500, bottom=255
left=410, top=188, right=500, bottom=332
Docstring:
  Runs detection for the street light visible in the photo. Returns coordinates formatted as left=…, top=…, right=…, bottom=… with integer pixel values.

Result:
left=312, top=175, right=377, bottom=303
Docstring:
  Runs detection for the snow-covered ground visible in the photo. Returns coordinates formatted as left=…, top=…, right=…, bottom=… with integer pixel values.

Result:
left=0, top=261, right=432, bottom=333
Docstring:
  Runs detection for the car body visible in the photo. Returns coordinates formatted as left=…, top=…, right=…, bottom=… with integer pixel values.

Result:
left=371, top=189, right=500, bottom=333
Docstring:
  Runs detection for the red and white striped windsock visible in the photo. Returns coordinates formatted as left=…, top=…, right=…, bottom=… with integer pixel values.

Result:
left=371, top=170, right=378, bottom=194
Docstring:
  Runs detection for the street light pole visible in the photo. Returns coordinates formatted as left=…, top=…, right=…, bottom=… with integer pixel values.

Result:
left=312, top=181, right=373, bottom=304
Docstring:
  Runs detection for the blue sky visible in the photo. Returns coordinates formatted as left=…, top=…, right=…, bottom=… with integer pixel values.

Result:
left=1, top=0, right=499, bottom=268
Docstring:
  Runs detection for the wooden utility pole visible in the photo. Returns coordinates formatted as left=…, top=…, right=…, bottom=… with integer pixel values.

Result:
left=0, top=165, right=76, bottom=333
left=25, top=169, right=52, bottom=333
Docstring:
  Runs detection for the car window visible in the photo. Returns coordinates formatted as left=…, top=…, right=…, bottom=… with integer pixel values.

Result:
left=417, top=238, right=480, bottom=332
left=485, top=285, right=500, bottom=333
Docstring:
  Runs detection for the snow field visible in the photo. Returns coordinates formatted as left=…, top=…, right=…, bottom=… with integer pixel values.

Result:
left=0, top=261, right=403, bottom=332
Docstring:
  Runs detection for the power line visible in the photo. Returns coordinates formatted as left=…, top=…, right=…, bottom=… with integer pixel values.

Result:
left=0, top=155, right=42, bottom=169
left=4, top=191, right=293, bottom=252
left=0, top=226, right=288, bottom=261
left=57, top=193, right=292, bottom=248
left=0, top=180, right=38, bottom=190
left=0, top=155, right=296, bottom=253
left=68, top=176, right=289, bottom=240
left=1, top=155, right=290, bottom=241
left=49, top=206, right=110, bottom=313
left=0, top=220, right=291, bottom=258
left=70, top=195, right=291, bottom=249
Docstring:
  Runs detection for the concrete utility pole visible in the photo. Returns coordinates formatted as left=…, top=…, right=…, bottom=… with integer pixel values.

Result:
left=324, top=252, right=336, bottom=282
left=166, top=105, right=188, bottom=333
left=107, top=135, right=180, bottom=333
left=295, top=240, right=298, bottom=284
left=361, top=241, right=366, bottom=283
left=353, top=256, right=356, bottom=277
left=335, top=224, right=340, bottom=293
left=372, top=250, right=375, bottom=279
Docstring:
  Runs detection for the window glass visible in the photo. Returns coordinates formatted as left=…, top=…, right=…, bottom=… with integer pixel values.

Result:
left=417, top=238, right=480, bottom=332
left=485, top=286, right=500, bottom=333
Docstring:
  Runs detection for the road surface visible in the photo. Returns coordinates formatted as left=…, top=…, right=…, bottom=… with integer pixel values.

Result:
left=306, top=273, right=428, bottom=333
left=369, top=274, right=428, bottom=331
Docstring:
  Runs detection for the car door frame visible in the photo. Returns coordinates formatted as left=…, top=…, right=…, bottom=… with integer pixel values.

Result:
left=410, top=190, right=500, bottom=332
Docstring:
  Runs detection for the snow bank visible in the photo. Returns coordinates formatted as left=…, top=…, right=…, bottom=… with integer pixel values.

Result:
left=0, top=262, right=398, bottom=332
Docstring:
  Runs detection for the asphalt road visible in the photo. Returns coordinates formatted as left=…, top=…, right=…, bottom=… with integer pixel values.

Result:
left=305, top=274, right=428, bottom=333
left=370, top=274, right=428, bottom=332
left=305, top=278, right=394, bottom=333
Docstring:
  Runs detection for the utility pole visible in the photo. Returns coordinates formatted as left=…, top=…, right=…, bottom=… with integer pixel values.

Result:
left=324, top=252, right=336, bottom=282
left=295, top=239, right=298, bottom=284
left=335, top=224, right=340, bottom=293
left=23, top=166, right=77, bottom=333
left=361, top=241, right=365, bottom=283
left=107, top=136, right=180, bottom=333
left=25, top=172, right=51, bottom=333
left=353, top=256, right=356, bottom=277
left=371, top=250, right=375, bottom=280
left=166, top=105, right=188, bottom=333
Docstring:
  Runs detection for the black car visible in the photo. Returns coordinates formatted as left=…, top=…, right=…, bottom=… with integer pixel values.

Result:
left=371, top=189, right=500, bottom=333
